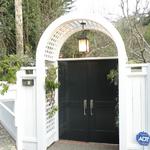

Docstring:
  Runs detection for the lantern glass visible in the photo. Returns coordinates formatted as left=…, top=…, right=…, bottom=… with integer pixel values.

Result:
left=78, top=37, right=89, bottom=52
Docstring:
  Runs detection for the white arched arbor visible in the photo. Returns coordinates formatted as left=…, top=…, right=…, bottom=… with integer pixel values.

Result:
left=36, top=12, right=128, bottom=150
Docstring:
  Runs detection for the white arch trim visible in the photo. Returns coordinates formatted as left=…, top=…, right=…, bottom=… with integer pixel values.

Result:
left=36, top=12, right=127, bottom=63
left=36, top=12, right=128, bottom=150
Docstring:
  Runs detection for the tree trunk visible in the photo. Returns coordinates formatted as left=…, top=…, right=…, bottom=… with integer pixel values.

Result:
left=15, top=0, right=24, bottom=56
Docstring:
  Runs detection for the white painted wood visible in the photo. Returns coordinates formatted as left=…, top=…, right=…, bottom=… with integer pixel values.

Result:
left=58, top=56, right=118, bottom=61
left=0, top=102, right=15, bottom=117
left=125, top=64, right=150, bottom=150
left=1, top=65, right=150, bottom=150
left=16, top=67, right=38, bottom=150
left=0, top=116, right=16, bottom=140
left=0, top=84, right=17, bottom=140
left=0, top=84, right=17, bottom=101
left=147, top=64, right=150, bottom=150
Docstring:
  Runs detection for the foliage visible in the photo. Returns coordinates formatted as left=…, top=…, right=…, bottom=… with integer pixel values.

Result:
left=22, top=0, right=41, bottom=57
left=39, top=0, right=73, bottom=31
left=61, top=1, right=150, bottom=60
left=60, top=30, right=117, bottom=58
left=0, top=55, right=34, bottom=94
left=60, top=13, right=150, bottom=60
left=22, top=0, right=74, bottom=57
left=46, top=80, right=60, bottom=94
left=0, top=0, right=16, bottom=55
left=118, top=0, right=150, bottom=63
left=0, top=55, right=21, bottom=94
left=116, top=18, right=150, bottom=62
left=1, top=0, right=74, bottom=57
left=60, top=32, right=83, bottom=58
left=107, top=69, right=118, bottom=86
left=87, top=31, right=117, bottom=57
left=144, top=24, right=150, bottom=44
left=45, top=65, right=60, bottom=94
left=0, top=83, right=9, bottom=95
left=1, top=0, right=150, bottom=62
left=48, top=105, right=58, bottom=118
left=142, top=12, right=150, bottom=26
left=0, top=55, right=22, bottom=83
left=45, top=64, right=60, bottom=118
left=107, top=69, right=119, bottom=127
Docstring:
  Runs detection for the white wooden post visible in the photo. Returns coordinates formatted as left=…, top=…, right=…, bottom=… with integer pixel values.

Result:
left=16, top=67, right=38, bottom=150
left=125, top=64, right=150, bottom=150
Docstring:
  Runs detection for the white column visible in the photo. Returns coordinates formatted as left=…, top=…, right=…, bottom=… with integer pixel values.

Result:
left=125, top=64, right=150, bottom=150
left=16, top=67, right=38, bottom=150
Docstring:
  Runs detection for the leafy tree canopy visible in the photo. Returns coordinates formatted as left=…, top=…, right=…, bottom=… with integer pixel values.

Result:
left=0, top=0, right=73, bottom=57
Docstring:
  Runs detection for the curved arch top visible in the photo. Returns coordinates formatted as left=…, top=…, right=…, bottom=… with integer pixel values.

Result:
left=36, top=12, right=128, bottom=65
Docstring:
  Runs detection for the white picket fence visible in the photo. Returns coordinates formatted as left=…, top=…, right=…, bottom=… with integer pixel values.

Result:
left=0, top=64, right=150, bottom=150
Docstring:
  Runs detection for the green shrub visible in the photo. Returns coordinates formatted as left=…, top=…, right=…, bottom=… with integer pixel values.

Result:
left=107, top=69, right=119, bottom=127
left=0, top=55, right=34, bottom=94
left=45, top=64, right=60, bottom=118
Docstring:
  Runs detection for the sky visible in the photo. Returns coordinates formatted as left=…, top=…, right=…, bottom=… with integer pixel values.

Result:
left=73, top=0, right=150, bottom=20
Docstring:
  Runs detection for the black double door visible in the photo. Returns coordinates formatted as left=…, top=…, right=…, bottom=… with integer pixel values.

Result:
left=58, top=59, right=118, bottom=144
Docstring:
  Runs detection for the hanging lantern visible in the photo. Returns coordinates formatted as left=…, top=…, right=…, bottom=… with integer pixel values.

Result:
left=78, top=22, right=89, bottom=52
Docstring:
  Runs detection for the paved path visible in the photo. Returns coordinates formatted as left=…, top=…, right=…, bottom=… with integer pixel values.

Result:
left=0, top=123, right=16, bottom=150
left=48, top=140, right=119, bottom=150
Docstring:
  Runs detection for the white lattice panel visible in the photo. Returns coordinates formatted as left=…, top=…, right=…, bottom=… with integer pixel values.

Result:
left=43, top=18, right=113, bottom=62
left=46, top=101, right=55, bottom=134
left=44, top=40, right=57, bottom=61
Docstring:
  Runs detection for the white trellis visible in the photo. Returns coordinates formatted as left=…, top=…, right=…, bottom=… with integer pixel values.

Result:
left=36, top=11, right=128, bottom=150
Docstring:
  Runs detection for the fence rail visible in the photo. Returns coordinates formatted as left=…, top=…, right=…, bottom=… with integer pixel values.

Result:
left=0, top=101, right=15, bottom=117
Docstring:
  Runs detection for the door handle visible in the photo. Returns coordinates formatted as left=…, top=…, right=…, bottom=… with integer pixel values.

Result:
left=83, top=99, right=87, bottom=116
left=90, top=99, right=94, bottom=116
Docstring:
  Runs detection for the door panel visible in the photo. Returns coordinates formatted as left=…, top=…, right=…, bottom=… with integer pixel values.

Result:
left=87, top=60, right=118, bottom=143
left=59, top=59, right=118, bottom=143
left=59, top=61, right=88, bottom=141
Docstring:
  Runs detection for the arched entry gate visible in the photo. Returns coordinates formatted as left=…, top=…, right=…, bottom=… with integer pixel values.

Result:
left=36, top=12, right=128, bottom=150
